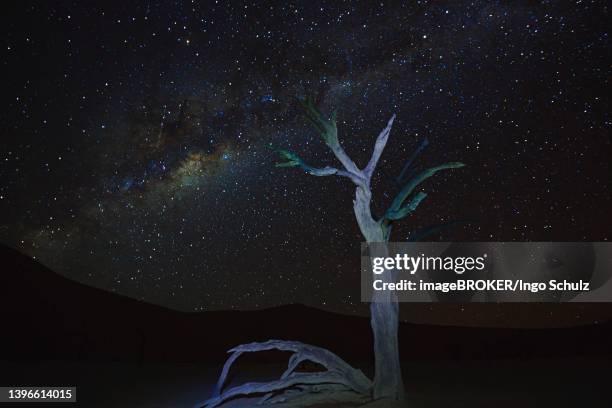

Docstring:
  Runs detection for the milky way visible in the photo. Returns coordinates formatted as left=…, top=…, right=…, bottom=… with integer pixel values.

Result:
left=1, top=1, right=610, bottom=323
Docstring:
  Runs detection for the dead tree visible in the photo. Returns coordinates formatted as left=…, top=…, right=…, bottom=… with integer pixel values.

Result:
left=202, top=99, right=465, bottom=407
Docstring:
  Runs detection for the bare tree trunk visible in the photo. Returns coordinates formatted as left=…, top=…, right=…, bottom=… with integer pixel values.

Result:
left=370, top=283, right=403, bottom=400
left=353, top=186, right=405, bottom=400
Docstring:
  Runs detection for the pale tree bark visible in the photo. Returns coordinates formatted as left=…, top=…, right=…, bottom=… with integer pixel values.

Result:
left=203, top=99, right=464, bottom=407
left=351, top=125, right=405, bottom=399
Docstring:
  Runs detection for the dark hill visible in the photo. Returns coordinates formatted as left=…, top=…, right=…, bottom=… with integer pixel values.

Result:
left=1, top=244, right=611, bottom=365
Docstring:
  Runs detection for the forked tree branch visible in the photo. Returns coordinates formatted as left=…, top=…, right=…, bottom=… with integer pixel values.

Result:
left=281, top=100, right=465, bottom=230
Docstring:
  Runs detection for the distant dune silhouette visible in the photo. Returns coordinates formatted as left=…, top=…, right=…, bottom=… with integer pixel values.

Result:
left=1, top=244, right=612, bottom=365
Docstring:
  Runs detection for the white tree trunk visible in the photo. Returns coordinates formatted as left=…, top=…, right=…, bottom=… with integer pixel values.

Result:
left=370, top=282, right=403, bottom=400
left=353, top=186, right=405, bottom=400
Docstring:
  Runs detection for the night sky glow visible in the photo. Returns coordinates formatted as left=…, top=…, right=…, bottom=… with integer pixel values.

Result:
left=1, top=1, right=610, bottom=319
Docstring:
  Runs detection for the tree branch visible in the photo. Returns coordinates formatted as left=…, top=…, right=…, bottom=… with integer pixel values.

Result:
left=385, top=191, right=427, bottom=220
left=202, top=339, right=373, bottom=407
left=396, top=136, right=429, bottom=184
left=300, top=98, right=361, bottom=176
left=383, top=162, right=465, bottom=221
left=364, top=114, right=396, bottom=182
left=273, top=148, right=363, bottom=184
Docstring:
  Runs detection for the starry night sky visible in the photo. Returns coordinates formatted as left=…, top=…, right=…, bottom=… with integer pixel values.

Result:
left=1, top=1, right=610, bottom=318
